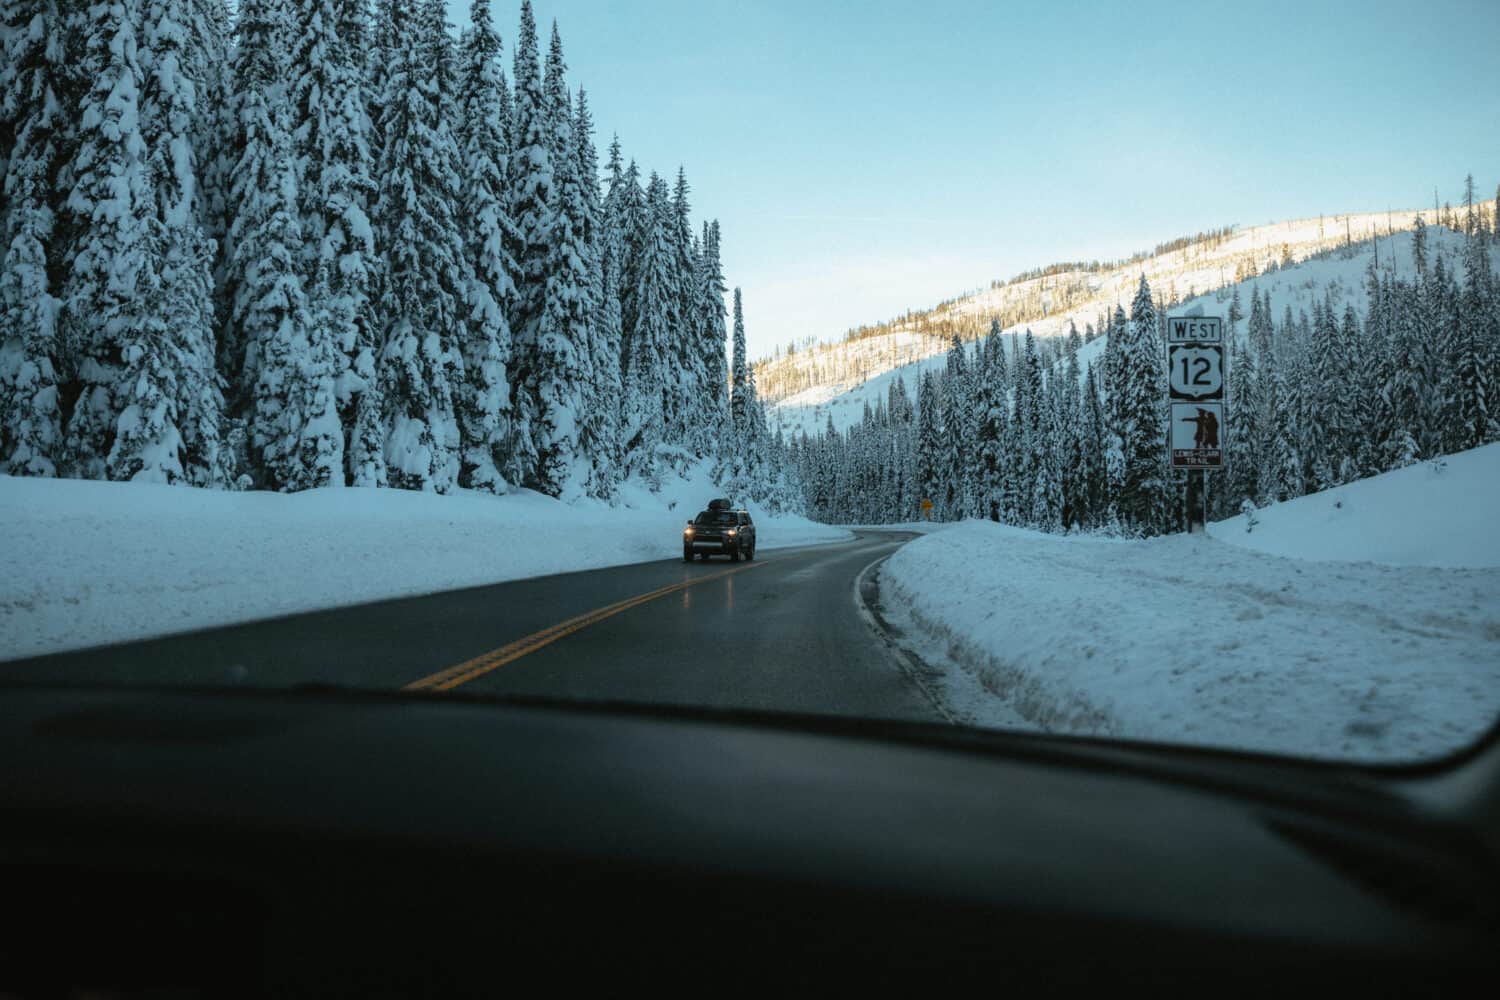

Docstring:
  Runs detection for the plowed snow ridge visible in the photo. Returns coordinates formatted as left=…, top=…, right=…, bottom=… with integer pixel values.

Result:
left=879, top=443, right=1500, bottom=762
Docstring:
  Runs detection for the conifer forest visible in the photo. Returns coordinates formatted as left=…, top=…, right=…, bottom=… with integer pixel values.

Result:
left=0, top=0, right=795, bottom=505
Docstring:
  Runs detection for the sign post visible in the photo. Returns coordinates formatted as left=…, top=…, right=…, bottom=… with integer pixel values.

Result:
left=921, top=498, right=933, bottom=521
left=1165, top=315, right=1225, bottom=532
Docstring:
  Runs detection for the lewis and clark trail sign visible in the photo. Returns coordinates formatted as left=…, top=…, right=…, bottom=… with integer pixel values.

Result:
left=1166, top=315, right=1225, bottom=470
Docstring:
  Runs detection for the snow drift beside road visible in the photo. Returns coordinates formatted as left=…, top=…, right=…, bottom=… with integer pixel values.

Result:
left=1208, top=443, right=1500, bottom=569
left=0, top=465, right=849, bottom=660
left=880, top=445, right=1500, bottom=762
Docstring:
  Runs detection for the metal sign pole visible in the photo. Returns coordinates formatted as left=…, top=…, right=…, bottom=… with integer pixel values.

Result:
left=1202, top=469, right=1209, bottom=532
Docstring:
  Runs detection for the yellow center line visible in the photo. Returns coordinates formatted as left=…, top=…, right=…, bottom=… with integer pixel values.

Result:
left=403, top=559, right=772, bottom=692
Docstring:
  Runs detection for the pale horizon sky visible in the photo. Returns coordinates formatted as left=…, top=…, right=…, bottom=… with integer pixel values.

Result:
left=447, top=0, right=1500, bottom=359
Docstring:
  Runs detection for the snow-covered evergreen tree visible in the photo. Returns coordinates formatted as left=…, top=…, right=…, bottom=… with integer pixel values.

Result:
left=0, top=0, right=68, bottom=475
left=1080, top=361, right=1108, bottom=524
left=589, top=240, right=626, bottom=494
left=236, top=93, right=343, bottom=490
left=60, top=0, right=155, bottom=479
left=1058, top=349, right=1087, bottom=528
left=1259, top=341, right=1300, bottom=503
left=218, top=0, right=340, bottom=489
left=147, top=217, right=225, bottom=485
left=106, top=202, right=187, bottom=483
left=1362, top=270, right=1403, bottom=472
left=643, top=169, right=684, bottom=443
left=1223, top=334, right=1257, bottom=511
left=974, top=326, right=1008, bottom=521
left=941, top=335, right=973, bottom=519
left=698, top=219, right=728, bottom=428
left=512, top=21, right=591, bottom=497
left=1030, top=376, right=1064, bottom=531
left=729, top=281, right=749, bottom=434
left=219, top=0, right=292, bottom=409
left=290, top=0, right=383, bottom=486
left=743, top=364, right=772, bottom=488
left=454, top=0, right=517, bottom=492
left=915, top=370, right=942, bottom=518
left=620, top=173, right=676, bottom=478
left=1334, top=302, right=1364, bottom=482
left=370, top=0, right=472, bottom=492
left=716, top=285, right=753, bottom=493
left=0, top=180, right=63, bottom=476
left=1305, top=296, right=1343, bottom=490
left=195, top=0, right=239, bottom=316
left=572, top=87, right=620, bottom=499
left=503, top=0, right=549, bottom=486
left=366, top=0, right=403, bottom=162
left=1113, top=277, right=1170, bottom=533
left=139, top=0, right=227, bottom=485
left=1452, top=225, right=1498, bottom=447
left=140, top=0, right=204, bottom=227
left=609, top=156, right=647, bottom=354
left=667, top=166, right=702, bottom=446
left=253, top=187, right=344, bottom=490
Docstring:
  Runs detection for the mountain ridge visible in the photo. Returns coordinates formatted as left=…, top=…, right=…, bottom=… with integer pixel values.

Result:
left=755, top=197, right=1500, bottom=415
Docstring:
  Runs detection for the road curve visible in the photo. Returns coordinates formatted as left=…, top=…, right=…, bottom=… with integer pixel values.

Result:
left=3, top=532, right=945, bottom=723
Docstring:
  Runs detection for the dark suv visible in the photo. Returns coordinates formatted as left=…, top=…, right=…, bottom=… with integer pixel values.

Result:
left=684, top=500, right=756, bottom=562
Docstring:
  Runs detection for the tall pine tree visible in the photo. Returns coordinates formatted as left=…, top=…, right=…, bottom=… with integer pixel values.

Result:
left=291, top=0, right=382, bottom=486
left=454, top=0, right=517, bottom=492
left=0, top=0, right=68, bottom=475
left=60, top=0, right=155, bottom=479
left=372, top=0, right=469, bottom=492
left=524, top=21, right=591, bottom=497
left=503, top=0, right=549, bottom=486
left=573, top=87, right=620, bottom=499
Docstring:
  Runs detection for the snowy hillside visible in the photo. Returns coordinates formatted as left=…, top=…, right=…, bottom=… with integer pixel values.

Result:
left=878, top=442, right=1500, bottom=762
left=771, top=348, right=954, bottom=440
left=1209, top=442, right=1500, bottom=568
left=0, top=466, right=849, bottom=661
left=767, top=208, right=1492, bottom=440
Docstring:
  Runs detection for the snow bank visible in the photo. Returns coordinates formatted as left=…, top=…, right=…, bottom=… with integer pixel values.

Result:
left=881, top=517, right=1500, bottom=763
left=1208, top=443, right=1500, bottom=569
left=844, top=520, right=953, bottom=534
left=0, top=465, right=849, bottom=660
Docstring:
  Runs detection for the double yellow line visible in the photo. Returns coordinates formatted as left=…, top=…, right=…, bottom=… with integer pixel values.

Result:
left=403, top=559, right=769, bottom=692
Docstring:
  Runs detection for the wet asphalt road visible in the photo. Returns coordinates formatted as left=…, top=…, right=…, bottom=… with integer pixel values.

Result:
left=3, top=531, right=944, bottom=723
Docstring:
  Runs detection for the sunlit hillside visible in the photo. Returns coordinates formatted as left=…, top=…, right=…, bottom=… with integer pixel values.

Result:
left=766, top=218, right=1485, bottom=441
left=755, top=201, right=1498, bottom=415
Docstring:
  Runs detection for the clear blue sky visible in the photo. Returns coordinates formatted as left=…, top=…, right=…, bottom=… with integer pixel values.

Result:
left=448, top=0, right=1500, bottom=359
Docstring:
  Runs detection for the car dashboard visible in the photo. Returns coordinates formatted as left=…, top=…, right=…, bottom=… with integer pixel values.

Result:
left=1, top=686, right=1496, bottom=996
